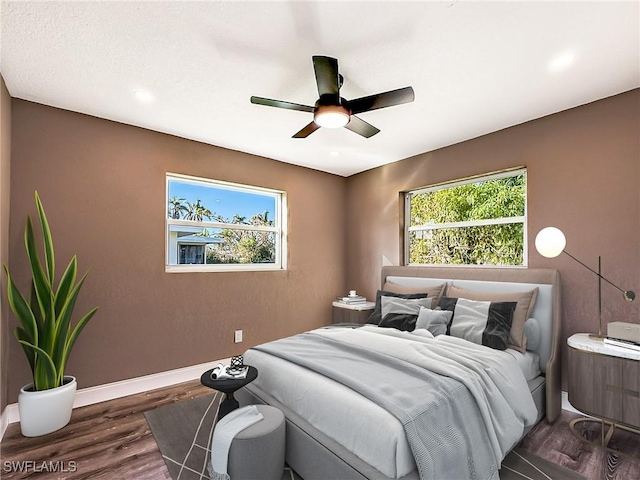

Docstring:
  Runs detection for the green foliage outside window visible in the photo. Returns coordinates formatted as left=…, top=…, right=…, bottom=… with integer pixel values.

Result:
left=409, top=173, right=525, bottom=265
left=206, top=215, right=276, bottom=264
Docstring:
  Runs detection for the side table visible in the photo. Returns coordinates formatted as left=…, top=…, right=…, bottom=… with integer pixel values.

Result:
left=201, top=365, right=258, bottom=420
left=567, top=333, right=640, bottom=456
left=332, top=301, right=375, bottom=324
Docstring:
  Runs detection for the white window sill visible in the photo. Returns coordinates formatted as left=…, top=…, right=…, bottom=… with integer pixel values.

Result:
left=166, top=264, right=284, bottom=273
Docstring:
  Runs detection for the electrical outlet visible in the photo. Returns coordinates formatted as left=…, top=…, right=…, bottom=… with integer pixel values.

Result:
left=234, top=330, right=243, bottom=343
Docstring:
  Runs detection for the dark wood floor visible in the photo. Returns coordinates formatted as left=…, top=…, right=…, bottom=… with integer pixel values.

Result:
left=1, top=380, right=212, bottom=479
left=521, top=411, right=640, bottom=480
left=2, top=382, right=640, bottom=480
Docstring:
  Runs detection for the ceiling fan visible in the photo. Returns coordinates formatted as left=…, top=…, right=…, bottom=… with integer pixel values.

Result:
left=250, top=56, right=415, bottom=138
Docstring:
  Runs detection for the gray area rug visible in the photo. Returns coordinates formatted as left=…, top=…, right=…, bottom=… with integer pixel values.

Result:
left=145, top=393, right=584, bottom=480
left=145, top=392, right=300, bottom=480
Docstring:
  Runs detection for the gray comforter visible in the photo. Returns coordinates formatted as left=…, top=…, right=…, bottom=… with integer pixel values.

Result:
left=252, top=326, right=537, bottom=480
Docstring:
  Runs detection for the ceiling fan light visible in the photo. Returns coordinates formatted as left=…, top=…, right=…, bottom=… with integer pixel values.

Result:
left=314, top=105, right=350, bottom=128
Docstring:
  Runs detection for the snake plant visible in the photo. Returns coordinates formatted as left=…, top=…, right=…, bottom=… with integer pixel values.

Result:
left=3, top=191, right=98, bottom=391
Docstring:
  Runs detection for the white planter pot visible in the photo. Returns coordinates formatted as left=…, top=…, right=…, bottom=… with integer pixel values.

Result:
left=18, top=375, right=77, bottom=437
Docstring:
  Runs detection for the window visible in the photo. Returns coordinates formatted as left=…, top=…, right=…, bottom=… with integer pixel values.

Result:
left=405, top=169, right=526, bottom=266
left=166, top=173, right=286, bottom=272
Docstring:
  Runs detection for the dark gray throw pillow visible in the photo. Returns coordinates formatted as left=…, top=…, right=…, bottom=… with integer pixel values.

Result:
left=438, top=296, right=517, bottom=350
left=366, top=290, right=430, bottom=326
left=378, top=296, right=433, bottom=332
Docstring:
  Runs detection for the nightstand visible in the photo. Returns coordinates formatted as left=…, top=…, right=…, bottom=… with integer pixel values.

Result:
left=332, top=301, right=375, bottom=324
left=567, top=333, right=640, bottom=450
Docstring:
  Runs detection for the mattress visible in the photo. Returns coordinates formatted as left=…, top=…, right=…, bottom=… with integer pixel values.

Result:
left=505, top=347, right=541, bottom=382
left=243, top=326, right=540, bottom=479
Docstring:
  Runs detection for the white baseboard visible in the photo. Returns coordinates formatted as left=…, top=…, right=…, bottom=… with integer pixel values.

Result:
left=561, top=390, right=581, bottom=415
left=1, top=403, right=19, bottom=440
left=0, top=357, right=229, bottom=442
left=0, top=406, right=9, bottom=442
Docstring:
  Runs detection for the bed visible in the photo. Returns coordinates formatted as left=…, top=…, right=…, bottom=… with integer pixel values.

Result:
left=236, top=266, right=561, bottom=480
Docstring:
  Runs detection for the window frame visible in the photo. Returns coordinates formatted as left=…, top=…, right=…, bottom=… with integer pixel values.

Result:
left=165, top=173, right=287, bottom=273
left=404, top=168, right=527, bottom=268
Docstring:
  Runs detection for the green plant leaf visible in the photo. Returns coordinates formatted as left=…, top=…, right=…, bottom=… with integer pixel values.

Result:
left=29, top=281, right=43, bottom=328
left=54, top=256, right=77, bottom=318
left=52, top=270, right=93, bottom=371
left=4, top=265, right=38, bottom=345
left=42, top=291, right=57, bottom=356
left=14, top=326, right=36, bottom=374
left=35, top=191, right=55, bottom=285
left=59, top=306, right=98, bottom=384
left=34, top=357, right=55, bottom=390
left=17, top=339, right=58, bottom=391
left=24, top=215, right=52, bottom=320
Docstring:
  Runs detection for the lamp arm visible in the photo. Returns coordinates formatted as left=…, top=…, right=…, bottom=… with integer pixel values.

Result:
left=562, top=250, right=629, bottom=296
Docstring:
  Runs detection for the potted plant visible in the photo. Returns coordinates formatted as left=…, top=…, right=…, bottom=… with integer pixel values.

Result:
left=3, top=191, right=99, bottom=437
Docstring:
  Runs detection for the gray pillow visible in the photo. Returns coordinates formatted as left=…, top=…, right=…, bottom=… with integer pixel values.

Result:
left=415, top=307, right=453, bottom=336
left=524, top=317, right=541, bottom=351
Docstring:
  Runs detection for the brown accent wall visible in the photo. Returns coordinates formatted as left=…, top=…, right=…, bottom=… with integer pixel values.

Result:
left=7, top=100, right=346, bottom=403
left=0, top=76, right=11, bottom=411
left=346, top=89, right=640, bottom=389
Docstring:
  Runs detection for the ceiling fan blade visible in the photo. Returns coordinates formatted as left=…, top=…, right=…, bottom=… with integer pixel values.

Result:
left=251, top=96, right=314, bottom=113
left=313, top=56, right=340, bottom=98
left=348, top=86, right=415, bottom=115
left=345, top=115, right=380, bottom=138
left=293, top=121, right=321, bottom=138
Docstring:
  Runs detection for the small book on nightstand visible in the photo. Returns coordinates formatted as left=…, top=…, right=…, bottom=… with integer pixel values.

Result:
left=604, top=336, right=640, bottom=352
left=335, top=295, right=367, bottom=304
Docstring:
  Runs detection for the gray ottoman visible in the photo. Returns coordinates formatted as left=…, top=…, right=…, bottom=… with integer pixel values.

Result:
left=227, top=404, right=285, bottom=480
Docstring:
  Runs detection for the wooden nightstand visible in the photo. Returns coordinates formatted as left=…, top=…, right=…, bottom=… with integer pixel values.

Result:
left=332, top=301, right=375, bottom=324
left=567, top=333, right=640, bottom=450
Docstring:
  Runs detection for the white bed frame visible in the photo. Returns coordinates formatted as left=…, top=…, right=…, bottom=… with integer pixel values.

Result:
left=238, top=266, right=562, bottom=480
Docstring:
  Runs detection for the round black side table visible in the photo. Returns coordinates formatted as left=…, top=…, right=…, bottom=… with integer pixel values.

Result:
left=200, top=365, right=258, bottom=420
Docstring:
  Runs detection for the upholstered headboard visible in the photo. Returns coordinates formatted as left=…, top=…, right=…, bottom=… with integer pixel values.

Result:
left=380, top=266, right=562, bottom=423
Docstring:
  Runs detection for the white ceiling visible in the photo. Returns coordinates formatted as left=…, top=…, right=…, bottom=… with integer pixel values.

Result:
left=1, top=1, right=638, bottom=177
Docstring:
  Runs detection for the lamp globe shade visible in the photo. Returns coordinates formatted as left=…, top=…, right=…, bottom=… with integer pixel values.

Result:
left=535, top=227, right=566, bottom=258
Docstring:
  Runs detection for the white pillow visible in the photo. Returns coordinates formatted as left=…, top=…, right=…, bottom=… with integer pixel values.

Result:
left=524, top=318, right=542, bottom=351
left=415, top=307, right=453, bottom=336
